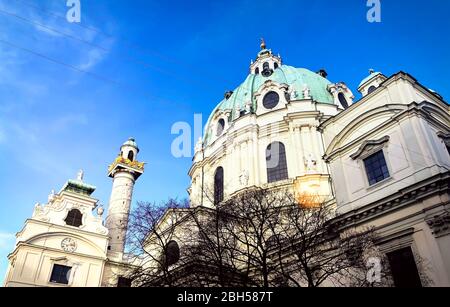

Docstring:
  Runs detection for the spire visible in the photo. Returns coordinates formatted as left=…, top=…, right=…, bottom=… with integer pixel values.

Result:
left=260, top=38, right=266, bottom=50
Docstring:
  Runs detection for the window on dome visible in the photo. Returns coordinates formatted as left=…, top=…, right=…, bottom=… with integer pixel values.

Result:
left=216, top=119, right=225, bottom=137
left=274, top=62, right=278, bottom=69
left=263, top=91, right=280, bottom=109
left=255, top=67, right=259, bottom=75
left=65, top=209, right=83, bottom=227
left=263, top=62, right=269, bottom=70
left=214, top=167, right=224, bottom=205
left=128, top=151, right=134, bottom=161
left=368, top=85, right=377, bottom=94
left=364, top=150, right=390, bottom=186
left=338, top=93, right=349, bottom=109
left=266, top=142, right=289, bottom=183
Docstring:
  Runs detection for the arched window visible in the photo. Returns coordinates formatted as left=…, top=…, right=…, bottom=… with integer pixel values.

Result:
left=262, top=62, right=273, bottom=77
left=127, top=151, right=134, bottom=161
left=368, top=85, right=377, bottom=94
left=255, top=67, right=260, bottom=75
left=266, top=142, right=288, bottom=183
left=274, top=62, right=279, bottom=69
left=216, top=119, right=225, bottom=137
left=65, top=209, right=83, bottom=227
left=214, top=167, right=224, bottom=205
left=338, top=93, right=349, bottom=109
left=165, top=241, right=180, bottom=266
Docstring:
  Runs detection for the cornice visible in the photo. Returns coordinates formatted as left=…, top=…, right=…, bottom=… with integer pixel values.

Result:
left=333, top=171, right=450, bottom=230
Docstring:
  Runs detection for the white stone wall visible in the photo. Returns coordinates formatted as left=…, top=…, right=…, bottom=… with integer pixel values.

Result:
left=190, top=93, right=340, bottom=207
left=321, top=73, right=450, bottom=214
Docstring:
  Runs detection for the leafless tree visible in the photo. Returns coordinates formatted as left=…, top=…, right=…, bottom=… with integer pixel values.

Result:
left=126, top=198, right=194, bottom=287
left=127, top=188, right=426, bottom=287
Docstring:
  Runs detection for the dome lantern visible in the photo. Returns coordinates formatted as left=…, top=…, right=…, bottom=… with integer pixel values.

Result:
left=249, top=39, right=282, bottom=75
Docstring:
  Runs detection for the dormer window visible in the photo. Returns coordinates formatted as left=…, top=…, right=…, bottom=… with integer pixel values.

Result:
left=224, top=91, right=233, bottom=100
left=65, top=209, right=83, bottom=227
left=255, top=67, right=260, bottom=75
left=274, top=62, right=279, bottom=69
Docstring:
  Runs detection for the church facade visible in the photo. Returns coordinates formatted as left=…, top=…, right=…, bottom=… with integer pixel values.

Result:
left=3, top=139, right=144, bottom=287
left=3, top=42, right=450, bottom=287
left=186, top=41, right=450, bottom=287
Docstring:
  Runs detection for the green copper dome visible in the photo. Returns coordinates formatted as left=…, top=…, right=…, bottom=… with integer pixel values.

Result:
left=203, top=65, right=334, bottom=145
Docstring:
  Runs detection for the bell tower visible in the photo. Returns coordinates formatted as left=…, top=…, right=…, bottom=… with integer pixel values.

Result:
left=105, top=138, right=144, bottom=257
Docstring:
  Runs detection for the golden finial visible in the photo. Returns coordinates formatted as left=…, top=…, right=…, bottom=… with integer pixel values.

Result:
left=260, top=38, right=266, bottom=50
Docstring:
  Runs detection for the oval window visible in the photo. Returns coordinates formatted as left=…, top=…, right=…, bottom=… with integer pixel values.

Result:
left=338, top=93, right=349, bottom=109
left=263, top=91, right=280, bottom=109
left=216, top=119, right=225, bottom=137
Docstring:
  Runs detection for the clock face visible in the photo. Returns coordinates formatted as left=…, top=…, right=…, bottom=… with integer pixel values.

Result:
left=61, top=238, right=77, bottom=253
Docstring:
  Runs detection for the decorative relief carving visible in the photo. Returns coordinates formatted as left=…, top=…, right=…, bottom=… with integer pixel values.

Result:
left=427, top=212, right=450, bottom=237
left=51, top=199, right=67, bottom=212
left=96, top=227, right=108, bottom=235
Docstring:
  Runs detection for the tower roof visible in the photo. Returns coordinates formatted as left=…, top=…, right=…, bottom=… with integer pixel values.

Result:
left=358, top=70, right=382, bottom=88
left=60, top=171, right=96, bottom=196
left=121, top=137, right=139, bottom=152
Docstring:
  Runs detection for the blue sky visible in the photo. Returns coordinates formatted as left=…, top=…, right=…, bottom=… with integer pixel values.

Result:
left=0, top=0, right=449, bottom=283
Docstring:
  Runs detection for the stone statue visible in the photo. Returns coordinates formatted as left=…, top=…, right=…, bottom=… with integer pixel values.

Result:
left=48, top=190, right=56, bottom=203
left=245, top=100, right=252, bottom=113
left=235, top=105, right=241, bottom=119
left=77, top=169, right=84, bottom=181
left=239, top=170, right=249, bottom=187
left=303, top=85, right=311, bottom=99
left=33, top=203, right=43, bottom=218
left=304, top=153, right=317, bottom=172
left=97, top=205, right=104, bottom=217
left=290, top=87, right=298, bottom=100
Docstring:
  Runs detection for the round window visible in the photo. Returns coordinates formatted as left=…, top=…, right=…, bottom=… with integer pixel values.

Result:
left=263, top=91, right=280, bottom=109
left=216, top=119, right=225, bottom=137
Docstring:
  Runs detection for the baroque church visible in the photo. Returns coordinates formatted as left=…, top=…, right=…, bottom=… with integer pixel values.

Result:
left=3, top=41, right=450, bottom=287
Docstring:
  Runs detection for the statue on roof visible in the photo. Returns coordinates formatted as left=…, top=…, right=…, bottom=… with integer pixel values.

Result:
left=77, top=169, right=84, bottom=181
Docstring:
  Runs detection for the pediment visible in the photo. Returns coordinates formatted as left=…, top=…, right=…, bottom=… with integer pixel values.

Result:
left=350, top=136, right=390, bottom=160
